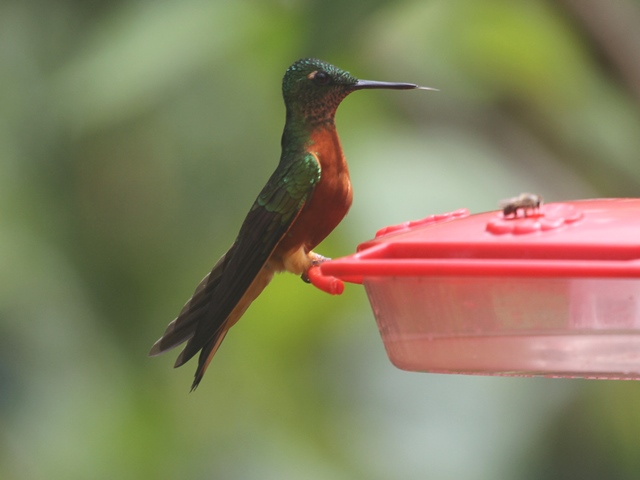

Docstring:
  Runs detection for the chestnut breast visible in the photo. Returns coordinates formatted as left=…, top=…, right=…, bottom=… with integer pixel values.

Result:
left=276, top=125, right=353, bottom=254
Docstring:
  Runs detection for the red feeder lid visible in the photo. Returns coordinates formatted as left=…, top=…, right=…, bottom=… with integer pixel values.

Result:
left=321, top=199, right=640, bottom=283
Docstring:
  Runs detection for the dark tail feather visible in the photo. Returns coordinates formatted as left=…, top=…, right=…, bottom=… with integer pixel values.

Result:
left=190, top=329, right=228, bottom=391
left=149, top=251, right=229, bottom=357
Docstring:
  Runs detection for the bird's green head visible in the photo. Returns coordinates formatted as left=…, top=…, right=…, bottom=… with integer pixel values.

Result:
left=282, top=58, right=429, bottom=126
left=282, top=58, right=358, bottom=125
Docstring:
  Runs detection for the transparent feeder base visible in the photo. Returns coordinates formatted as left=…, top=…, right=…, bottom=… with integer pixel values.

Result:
left=382, top=334, right=640, bottom=380
left=365, top=276, right=640, bottom=380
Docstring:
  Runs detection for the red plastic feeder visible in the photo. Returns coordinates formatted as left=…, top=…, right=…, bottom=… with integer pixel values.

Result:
left=319, top=198, right=640, bottom=380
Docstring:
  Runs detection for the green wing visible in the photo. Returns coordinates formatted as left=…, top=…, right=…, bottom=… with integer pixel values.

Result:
left=150, top=154, right=321, bottom=378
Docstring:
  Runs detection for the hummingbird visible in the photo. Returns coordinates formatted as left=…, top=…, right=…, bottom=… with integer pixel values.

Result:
left=149, top=58, right=433, bottom=390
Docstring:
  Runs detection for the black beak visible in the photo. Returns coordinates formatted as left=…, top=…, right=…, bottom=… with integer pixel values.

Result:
left=352, top=80, right=438, bottom=91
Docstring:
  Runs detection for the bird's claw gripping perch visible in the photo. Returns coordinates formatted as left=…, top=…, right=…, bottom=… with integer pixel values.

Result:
left=301, top=253, right=330, bottom=283
left=301, top=255, right=344, bottom=295
left=306, top=264, right=345, bottom=295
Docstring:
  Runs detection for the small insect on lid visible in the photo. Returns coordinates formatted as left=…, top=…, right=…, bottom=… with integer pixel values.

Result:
left=320, top=198, right=640, bottom=380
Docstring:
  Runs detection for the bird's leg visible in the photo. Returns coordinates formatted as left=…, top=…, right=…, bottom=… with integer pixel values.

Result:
left=280, top=247, right=337, bottom=291
left=301, top=252, right=330, bottom=283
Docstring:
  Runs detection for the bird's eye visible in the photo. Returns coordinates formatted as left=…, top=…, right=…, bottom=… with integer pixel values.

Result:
left=312, top=70, right=331, bottom=86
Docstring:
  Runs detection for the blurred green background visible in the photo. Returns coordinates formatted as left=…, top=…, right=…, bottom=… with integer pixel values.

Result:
left=2, top=0, right=640, bottom=478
